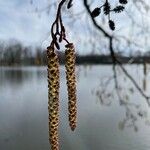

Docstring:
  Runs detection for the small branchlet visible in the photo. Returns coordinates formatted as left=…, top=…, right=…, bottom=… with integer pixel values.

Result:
left=113, top=6, right=125, bottom=13
left=67, top=0, right=73, bottom=9
left=91, top=0, right=128, bottom=30
left=119, top=0, right=128, bottom=4
left=103, top=1, right=111, bottom=15
left=51, top=0, right=70, bottom=50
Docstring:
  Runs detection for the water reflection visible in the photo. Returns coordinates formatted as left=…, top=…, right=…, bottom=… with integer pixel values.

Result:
left=0, top=67, right=47, bottom=89
left=0, top=66, right=150, bottom=150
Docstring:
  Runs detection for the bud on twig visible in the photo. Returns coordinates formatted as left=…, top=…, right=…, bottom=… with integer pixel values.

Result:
left=91, top=7, right=101, bottom=18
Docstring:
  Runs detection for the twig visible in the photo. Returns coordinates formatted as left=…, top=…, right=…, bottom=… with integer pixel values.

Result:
left=83, top=0, right=150, bottom=106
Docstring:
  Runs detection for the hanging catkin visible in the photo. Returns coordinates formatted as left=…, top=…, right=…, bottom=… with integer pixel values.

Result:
left=65, top=43, right=77, bottom=131
left=47, top=45, right=60, bottom=150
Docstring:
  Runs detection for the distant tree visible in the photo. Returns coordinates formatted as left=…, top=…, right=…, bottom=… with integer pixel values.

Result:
left=2, top=41, right=22, bottom=65
left=41, top=50, right=47, bottom=65
left=22, top=46, right=33, bottom=65
left=0, top=43, right=4, bottom=64
left=35, top=47, right=43, bottom=65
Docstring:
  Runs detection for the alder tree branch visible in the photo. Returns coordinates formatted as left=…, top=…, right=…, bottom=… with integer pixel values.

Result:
left=83, top=0, right=150, bottom=106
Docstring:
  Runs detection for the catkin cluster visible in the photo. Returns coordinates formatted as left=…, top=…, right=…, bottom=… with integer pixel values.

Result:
left=47, top=46, right=60, bottom=150
left=65, top=43, right=77, bottom=131
left=47, top=43, right=77, bottom=150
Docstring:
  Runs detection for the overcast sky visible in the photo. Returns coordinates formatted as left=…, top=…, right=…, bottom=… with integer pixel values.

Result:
left=0, top=0, right=88, bottom=52
left=0, top=0, right=149, bottom=54
left=0, top=0, right=52, bottom=46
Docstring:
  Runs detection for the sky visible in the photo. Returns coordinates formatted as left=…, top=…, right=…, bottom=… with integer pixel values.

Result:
left=0, top=0, right=88, bottom=52
left=0, top=0, right=52, bottom=47
left=0, top=0, right=150, bottom=54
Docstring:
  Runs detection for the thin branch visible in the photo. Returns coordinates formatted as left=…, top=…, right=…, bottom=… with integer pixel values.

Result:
left=83, top=0, right=112, bottom=38
left=83, top=0, right=150, bottom=106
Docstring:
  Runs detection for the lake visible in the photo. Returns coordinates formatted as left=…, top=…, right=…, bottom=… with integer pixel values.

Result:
left=0, top=65, right=150, bottom=150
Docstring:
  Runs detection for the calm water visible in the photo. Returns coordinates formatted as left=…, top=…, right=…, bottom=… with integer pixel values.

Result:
left=0, top=65, right=150, bottom=150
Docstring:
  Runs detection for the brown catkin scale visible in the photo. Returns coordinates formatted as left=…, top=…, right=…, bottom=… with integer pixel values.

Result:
left=65, top=43, right=77, bottom=131
left=47, top=45, right=60, bottom=150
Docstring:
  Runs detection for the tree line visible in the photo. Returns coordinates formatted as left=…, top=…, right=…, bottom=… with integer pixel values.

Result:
left=0, top=41, right=47, bottom=66
left=1, top=40, right=150, bottom=66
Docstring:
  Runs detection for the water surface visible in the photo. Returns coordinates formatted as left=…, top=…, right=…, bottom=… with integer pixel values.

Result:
left=0, top=66, right=150, bottom=150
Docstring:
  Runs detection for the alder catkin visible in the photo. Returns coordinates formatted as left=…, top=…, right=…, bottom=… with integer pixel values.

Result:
left=65, top=43, right=77, bottom=131
left=47, top=45, right=60, bottom=150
